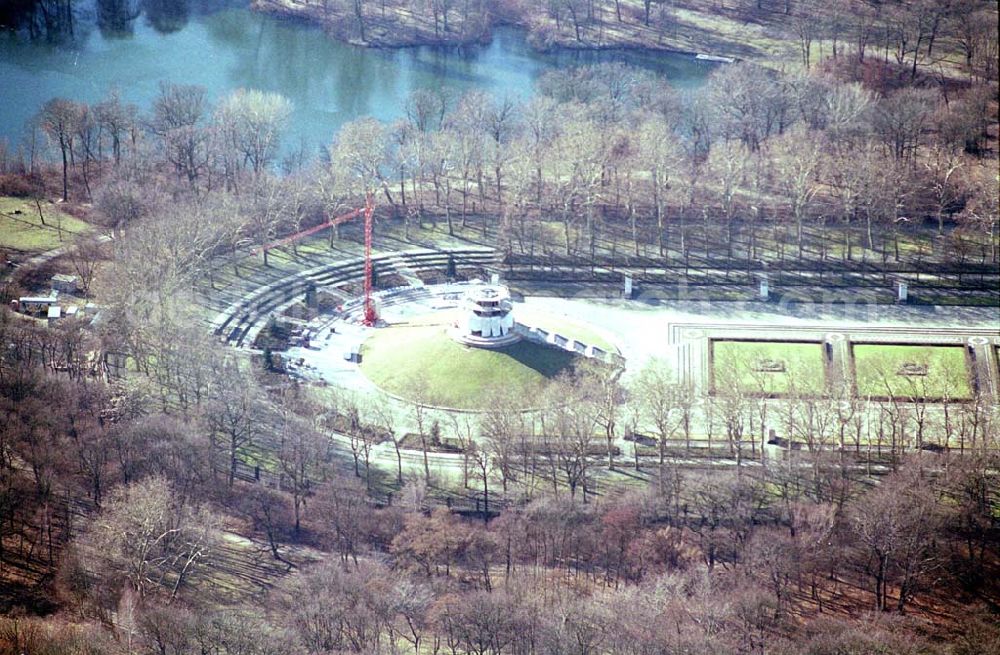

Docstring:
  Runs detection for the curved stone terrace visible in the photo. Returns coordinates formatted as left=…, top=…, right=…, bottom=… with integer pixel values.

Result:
left=191, top=230, right=499, bottom=349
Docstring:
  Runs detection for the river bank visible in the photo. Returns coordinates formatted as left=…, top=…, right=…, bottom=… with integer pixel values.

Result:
left=0, top=3, right=717, bottom=154
left=250, top=0, right=788, bottom=61
left=250, top=0, right=491, bottom=48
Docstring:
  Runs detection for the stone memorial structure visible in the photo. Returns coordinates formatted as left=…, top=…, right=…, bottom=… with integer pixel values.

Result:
left=451, top=285, right=520, bottom=348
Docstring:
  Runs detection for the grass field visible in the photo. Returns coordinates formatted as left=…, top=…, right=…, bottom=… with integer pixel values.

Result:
left=853, top=344, right=973, bottom=400
left=0, top=197, right=91, bottom=252
left=360, top=324, right=576, bottom=409
left=711, top=340, right=826, bottom=396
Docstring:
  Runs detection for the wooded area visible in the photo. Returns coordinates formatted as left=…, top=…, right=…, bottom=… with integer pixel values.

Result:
left=0, top=0, right=998, bottom=652
left=1, top=337, right=998, bottom=652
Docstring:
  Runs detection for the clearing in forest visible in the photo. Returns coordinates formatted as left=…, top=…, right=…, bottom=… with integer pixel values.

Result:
left=0, top=197, right=91, bottom=252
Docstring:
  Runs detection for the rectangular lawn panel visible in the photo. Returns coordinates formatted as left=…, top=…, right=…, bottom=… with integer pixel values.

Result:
left=853, top=344, right=973, bottom=400
left=711, top=340, right=826, bottom=396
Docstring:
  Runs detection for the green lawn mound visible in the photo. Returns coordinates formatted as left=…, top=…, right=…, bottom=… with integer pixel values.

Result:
left=712, top=340, right=826, bottom=396
left=359, top=325, right=577, bottom=410
left=0, top=197, right=91, bottom=252
left=853, top=344, right=973, bottom=400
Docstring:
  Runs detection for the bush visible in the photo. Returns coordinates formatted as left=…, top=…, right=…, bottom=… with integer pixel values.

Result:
left=0, top=174, right=35, bottom=197
left=527, top=20, right=557, bottom=52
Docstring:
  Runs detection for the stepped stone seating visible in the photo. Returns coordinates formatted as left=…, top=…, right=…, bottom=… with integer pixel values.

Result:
left=211, top=248, right=496, bottom=348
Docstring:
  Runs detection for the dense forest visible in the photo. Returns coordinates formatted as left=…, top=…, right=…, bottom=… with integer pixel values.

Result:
left=0, top=0, right=998, bottom=653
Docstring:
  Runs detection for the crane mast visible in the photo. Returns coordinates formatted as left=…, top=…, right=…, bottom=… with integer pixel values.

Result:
left=252, top=193, right=378, bottom=326
left=362, top=192, right=377, bottom=327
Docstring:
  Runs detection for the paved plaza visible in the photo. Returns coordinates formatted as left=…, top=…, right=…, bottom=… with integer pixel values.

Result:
left=287, top=285, right=1000, bottom=404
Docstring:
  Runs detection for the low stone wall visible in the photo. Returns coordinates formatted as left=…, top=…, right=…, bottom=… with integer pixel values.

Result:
left=517, top=324, right=625, bottom=368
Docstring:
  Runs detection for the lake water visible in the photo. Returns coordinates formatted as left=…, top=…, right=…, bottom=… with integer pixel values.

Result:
left=0, top=0, right=716, bottom=157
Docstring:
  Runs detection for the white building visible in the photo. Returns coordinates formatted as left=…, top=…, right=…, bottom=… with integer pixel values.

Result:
left=451, top=286, right=521, bottom=348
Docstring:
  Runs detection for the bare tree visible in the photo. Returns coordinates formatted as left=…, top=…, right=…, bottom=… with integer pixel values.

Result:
left=579, top=359, right=623, bottom=471
left=706, top=139, right=750, bottom=262
left=94, top=88, right=137, bottom=166
left=75, top=476, right=219, bottom=603
left=850, top=466, right=945, bottom=612
left=215, top=88, right=292, bottom=178
left=402, top=372, right=433, bottom=484
left=240, top=485, right=295, bottom=568
left=67, top=236, right=106, bottom=297
left=39, top=97, right=82, bottom=201
left=713, top=367, right=753, bottom=471
left=481, top=386, right=524, bottom=495
left=275, top=391, right=328, bottom=535
left=770, top=126, right=823, bottom=258
left=151, top=82, right=207, bottom=135
left=371, top=397, right=405, bottom=484
left=331, top=116, right=395, bottom=207
left=637, top=117, right=684, bottom=256
left=872, top=88, right=934, bottom=162
left=922, top=142, right=965, bottom=234
left=543, top=373, right=599, bottom=501
left=205, top=359, right=272, bottom=488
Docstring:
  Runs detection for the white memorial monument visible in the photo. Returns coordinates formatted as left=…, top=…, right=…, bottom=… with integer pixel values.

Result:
left=451, top=286, right=521, bottom=348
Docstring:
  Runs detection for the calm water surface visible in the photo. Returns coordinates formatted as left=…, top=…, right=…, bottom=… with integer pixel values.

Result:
left=0, top=1, right=715, bottom=156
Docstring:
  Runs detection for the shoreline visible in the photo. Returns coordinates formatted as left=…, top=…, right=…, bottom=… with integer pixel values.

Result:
left=250, top=0, right=748, bottom=62
left=364, top=30, right=731, bottom=63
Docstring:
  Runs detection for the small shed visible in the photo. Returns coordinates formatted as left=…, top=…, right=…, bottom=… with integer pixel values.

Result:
left=51, top=274, right=79, bottom=294
left=16, top=295, right=58, bottom=316
left=47, top=305, right=62, bottom=324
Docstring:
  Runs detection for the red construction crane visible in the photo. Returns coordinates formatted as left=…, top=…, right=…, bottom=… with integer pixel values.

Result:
left=360, top=193, right=377, bottom=327
left=252, top=192, right=378, bottom=326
